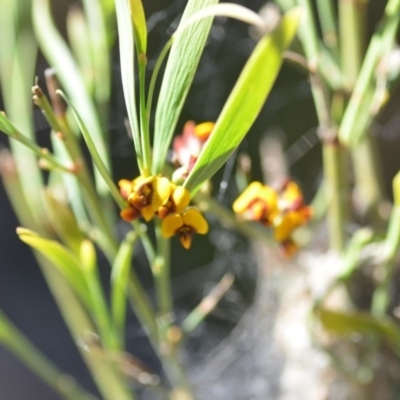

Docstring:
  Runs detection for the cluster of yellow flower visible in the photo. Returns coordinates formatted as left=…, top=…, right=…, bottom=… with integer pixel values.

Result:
left=119, top=176, right=208, bottom=249
left=233, top=180, right=312, bottom=256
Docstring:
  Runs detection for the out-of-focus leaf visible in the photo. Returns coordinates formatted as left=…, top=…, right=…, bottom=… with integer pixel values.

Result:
left=32, top=0, right=110, bottom=194
left=114, top=0, right=142, bottom=172
left=130, top=0, right=147, bottom=55
left=152, top=0, right=218, bottom=175
left=81, top=0, right=111, bottom=106
left=184, top=8, right=300, bottom=192
left=44, top=190, right=85, bottom=255
left=339, top=0, right=400, bottom=146
left=17, top=228, right=91, bottom=308
left=111, top=231, right=137, bottom=344
left=317, top=307, right=400, bottom=354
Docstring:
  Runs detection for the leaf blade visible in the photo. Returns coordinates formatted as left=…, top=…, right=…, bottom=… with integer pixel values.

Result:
left=184, top=8, right=301, bottom=192
left=152, top=0, right=218, bottom=175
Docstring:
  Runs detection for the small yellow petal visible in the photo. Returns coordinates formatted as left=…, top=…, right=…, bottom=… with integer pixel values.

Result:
left=179, top=232, right=193, bottom=249
left=172, top=186, right=190, bottom=213
left=141, top=205, right=155, bottom=222
left=182, top=208, right=208, bottom=234
left=118, top=179, right=133, bottom=199
left=194, top=122, right=214, bottom=141
left=161, top=214, right=183, bottom=238
left=273, top=212, right=302, bottom=242
left=233, top=182, right=264, bottom=213
left=151, top=177, right=171, bottom=210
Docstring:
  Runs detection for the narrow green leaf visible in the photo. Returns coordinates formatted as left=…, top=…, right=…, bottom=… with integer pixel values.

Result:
left=111, top=231, right=137, bottom=345
left=339, top=0, right=400, bottom=146
left=81, top=0, right=112, bottom=105
left=0, top=310, right=95, bottom=400
left=58, top=90, right=125, bottom=210
left=184, top=8, right=301, bottom=192
left=17, top=228, right=91, bottom=308
left=152, top=0, right=218, bottom=175
left=130, top=0, right=147, bottom=55
left=44, top=190, right=86, bottom=255
left=32, top=0, right=110, bottom=194
left=317, top=307, right=400, bottom=354
left=114, top=0, right=142, bottom=172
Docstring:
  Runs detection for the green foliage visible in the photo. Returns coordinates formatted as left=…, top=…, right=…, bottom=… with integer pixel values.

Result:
left=184, top=8, right=300, bottom=192
left=152, top=0, right=218, bottom=175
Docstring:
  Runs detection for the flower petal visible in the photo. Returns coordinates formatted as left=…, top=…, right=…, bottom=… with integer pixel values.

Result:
left=172, top=186, right=190, bottom=213
left=194, top=121, right=214, bottom=141
left=141, top=205, right=155, bottom=222
left=161, top=214, right=183, bottom=238
left=179, top=232, right=193, bottom=250
left=151, top=176, right=171, bottom=210
left=182, top=208, right=208, bottom=234
left=120, top=207, right=140, bottom=222
left=118, top=179, right=133, bottom=199
left=233, top=182, right=264, bottom=213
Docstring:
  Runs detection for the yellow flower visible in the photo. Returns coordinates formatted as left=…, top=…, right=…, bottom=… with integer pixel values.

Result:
left=119, top=175, right=170, bottom=222
left=233, top=181, right=278, bottom=225
left=272, top=208, right=311, bottom=242
left=161, top=208, right=208, bottom=249
left=233, top=179, right=312, bottom=257
left=193, top=121, right=214, bottom=141
left=278, top=180, right=306, bottom=211
left=157, top=184, right=190, bottom=219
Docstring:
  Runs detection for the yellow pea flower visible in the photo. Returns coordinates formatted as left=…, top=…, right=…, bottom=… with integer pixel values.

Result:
left=161, top=208, right=209, bottom=249
left=118, top=175, right=171, bottom=222
left=157, top=184, right=190, bottom=219
left=233, top=181, right=278, bottom=225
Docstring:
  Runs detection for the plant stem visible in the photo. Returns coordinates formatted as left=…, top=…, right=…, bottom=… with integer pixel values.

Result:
left=323, top=141, right=350, bottom=250
left=0, top=310, right=95, bottom=400
left=154, top=220, right=173, bottom=320
left=316, top=0, right=340, bottom=64
left=339, top=0, right=385, bottom=216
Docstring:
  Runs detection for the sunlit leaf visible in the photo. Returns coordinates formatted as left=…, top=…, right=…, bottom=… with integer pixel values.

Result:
left=152, top=0, right=218, bottom=175
left=32, top=0, right=110, bottom=194
left=317, top=307, right=400, bottom=354
left=17, top=228, right=91, bottom=308
left=130, top=0, right=147, bottom=55
left=184, top=8, right=301, bottom=192
left=44, top=190, right=85, bottom=255
left=114, top=0, right=142, bottom=172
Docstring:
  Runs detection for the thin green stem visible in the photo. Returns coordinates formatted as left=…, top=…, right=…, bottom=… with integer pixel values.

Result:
left=58, top=90, right=126, bottom=209
left=371, top=206, right=400, bottom=316
left=154, top=220, right=173, bottom=320
left=0, top=310, right=95, bottom=400
left=0, top=112, right=70, bottom=173
left=323, top=141, right=350, bottom=250
left=194, top=192, right=272, bottom=243
left=316, top=0, right=340, bottom=63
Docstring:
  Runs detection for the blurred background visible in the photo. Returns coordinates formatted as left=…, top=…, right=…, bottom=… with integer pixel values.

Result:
left=0, top=0, right=400, bottom=399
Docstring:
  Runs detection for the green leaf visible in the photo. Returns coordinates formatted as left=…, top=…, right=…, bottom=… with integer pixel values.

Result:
left=339, top=0, right=400, bottom=146
left=44, top=190, right=86, bottom=255
left=114, top=0, right=142, bottom=172
left=130, top=0, right=147, bottom=55
left=152, top=0, right=218, bottom=175
left=32, top=0, right=110, bottom=194
left=184, top=8, right=301, bottom=192
left=111, top=231, right=137, bottom=345
left=58, top=90, right=125, bottom=210
left=17, top=228, right=92, bottom=309
left=316, top=307, right=400, bottom=355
